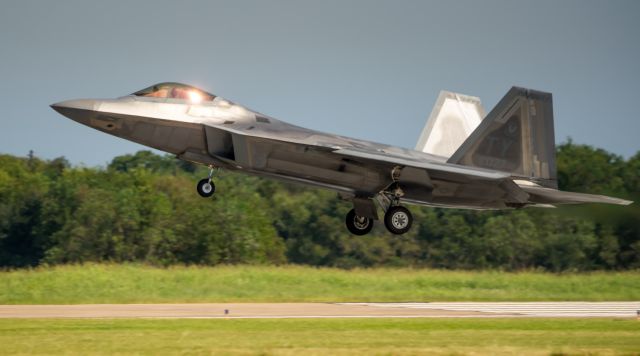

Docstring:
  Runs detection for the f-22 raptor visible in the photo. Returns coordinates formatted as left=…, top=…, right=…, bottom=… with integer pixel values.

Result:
left=51, top=83, right=632, bottom=235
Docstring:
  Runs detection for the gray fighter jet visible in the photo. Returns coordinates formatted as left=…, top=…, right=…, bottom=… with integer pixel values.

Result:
left=51, top=83, right=632, bottom=235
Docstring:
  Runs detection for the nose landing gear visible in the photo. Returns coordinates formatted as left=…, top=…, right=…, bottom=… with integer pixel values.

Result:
left=196, top=165, right=217, bottom=198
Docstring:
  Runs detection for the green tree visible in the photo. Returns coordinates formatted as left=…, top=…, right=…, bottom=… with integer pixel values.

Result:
left=0, top=143, right=637, bottom=271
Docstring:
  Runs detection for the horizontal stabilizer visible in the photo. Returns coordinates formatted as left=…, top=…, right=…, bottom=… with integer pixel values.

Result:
left=415, top=91, right=485, bottom=158
left=518, top=183, right=633, bottom=206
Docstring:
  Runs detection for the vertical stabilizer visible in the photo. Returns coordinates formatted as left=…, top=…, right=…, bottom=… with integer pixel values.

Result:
left=447, top=87, right=557, bottom=188
left=415, top=91, right=485, bottom=158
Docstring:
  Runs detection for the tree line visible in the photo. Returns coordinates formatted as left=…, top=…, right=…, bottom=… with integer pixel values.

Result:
left=0, top=141, right=638, bottom=271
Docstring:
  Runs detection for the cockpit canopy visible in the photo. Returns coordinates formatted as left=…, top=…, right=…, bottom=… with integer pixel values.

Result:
left=132, top=82, right=215, bottom=103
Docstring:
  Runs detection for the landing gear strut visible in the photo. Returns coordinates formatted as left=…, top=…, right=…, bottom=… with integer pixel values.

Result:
left=196, top=166, right=216, bottom=198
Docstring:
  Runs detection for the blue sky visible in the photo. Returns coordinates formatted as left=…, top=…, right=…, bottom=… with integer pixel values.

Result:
left=1, top=0, right=638, bottom=166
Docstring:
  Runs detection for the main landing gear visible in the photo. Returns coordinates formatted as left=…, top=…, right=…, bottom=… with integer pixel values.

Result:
left=345, top=196, right=414, bottom=236
left=383, top=205, right=412, bottom=235
left=196, top=165, right=217, bottom=198
left=345, top=209, right=374, bottom=235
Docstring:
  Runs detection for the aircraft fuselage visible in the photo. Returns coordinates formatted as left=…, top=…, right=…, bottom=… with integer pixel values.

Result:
left=52, top=95, right=508, bottom=210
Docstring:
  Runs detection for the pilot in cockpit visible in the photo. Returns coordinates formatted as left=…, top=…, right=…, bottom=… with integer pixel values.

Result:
left=133, top=83, right=215, bottom=103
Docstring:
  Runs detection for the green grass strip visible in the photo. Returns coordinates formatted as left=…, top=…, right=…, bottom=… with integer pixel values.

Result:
left=1, top=264, right=639, bottom=304
left=1, top=318, right=639, bottom=355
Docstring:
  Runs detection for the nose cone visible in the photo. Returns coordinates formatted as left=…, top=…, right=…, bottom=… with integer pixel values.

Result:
left=50, top=99, right=98, bottom=125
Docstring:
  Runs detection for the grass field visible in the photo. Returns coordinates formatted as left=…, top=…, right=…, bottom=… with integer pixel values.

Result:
left=1, top=264, right=639, bottom=304
left=0, top=318, right=638, bottom=355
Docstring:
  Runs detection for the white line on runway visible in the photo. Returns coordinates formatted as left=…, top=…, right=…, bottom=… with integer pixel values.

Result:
left=339, top=302, right=640, bottom=318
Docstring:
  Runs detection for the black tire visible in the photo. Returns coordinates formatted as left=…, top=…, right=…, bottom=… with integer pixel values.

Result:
left=384, top=206, right=413, bottom=235
left=197, top=178, right=215, bottom=198
left=345, top=208, right=374, bottom=235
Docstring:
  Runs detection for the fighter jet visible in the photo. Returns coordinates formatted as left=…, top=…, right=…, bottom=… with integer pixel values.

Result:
left=51, top=83, right=632, bottom=235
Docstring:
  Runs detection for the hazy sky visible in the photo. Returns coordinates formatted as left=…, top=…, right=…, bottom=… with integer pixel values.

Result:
left=1, top=0, right=638, bottom=166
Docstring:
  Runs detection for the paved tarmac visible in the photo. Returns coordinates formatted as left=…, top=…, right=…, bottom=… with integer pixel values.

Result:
left=0, top=302, right=638, bottom=319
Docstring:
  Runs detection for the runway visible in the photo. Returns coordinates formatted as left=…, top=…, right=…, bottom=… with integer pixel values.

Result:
left=0, top=302, right=638, bottom=319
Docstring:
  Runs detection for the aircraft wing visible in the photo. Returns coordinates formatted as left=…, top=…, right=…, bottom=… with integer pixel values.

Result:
left=332, top=147, right=510, bottom=180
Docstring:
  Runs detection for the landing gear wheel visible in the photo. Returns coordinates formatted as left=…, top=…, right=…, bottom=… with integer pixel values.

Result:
left=197, top=179, right=215, bottom=198
left=345, top=208, right=374, bottom=235
left=384, top=206, right=412, bottom=235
